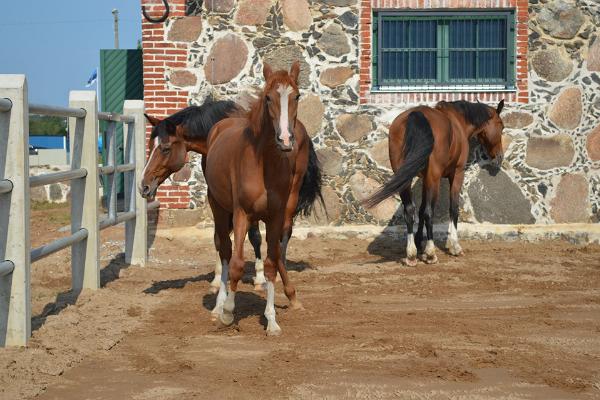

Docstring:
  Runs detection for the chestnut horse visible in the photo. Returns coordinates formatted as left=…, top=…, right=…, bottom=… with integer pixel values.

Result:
left=141, top=99, right=322, bottom=295
left=206, top=62, right=311, bottom=335
left=364, top=100, right=505, bottom=265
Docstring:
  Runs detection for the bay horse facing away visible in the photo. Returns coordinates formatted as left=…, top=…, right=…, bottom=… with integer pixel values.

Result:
left=364, top=100, right=505, bottom=265
left=141, top=99, right=323, bottom=294
left=206, top=62, right=311, bottom=335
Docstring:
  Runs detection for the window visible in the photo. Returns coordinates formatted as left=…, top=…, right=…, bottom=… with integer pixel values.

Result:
left=372, top=11, right=516, bottom=91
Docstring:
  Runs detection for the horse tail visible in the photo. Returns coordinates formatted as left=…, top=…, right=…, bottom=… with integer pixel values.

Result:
left=363, top=111, right=434, bottom=208
left=294, top=139, right=326, bottom=217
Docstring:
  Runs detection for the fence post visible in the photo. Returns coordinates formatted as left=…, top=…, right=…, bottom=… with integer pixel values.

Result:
left=69, top=91, right=100, bottom=291
left=123, top=100, right=147, bottom=266
left=0, top=75, right=31, bottom=347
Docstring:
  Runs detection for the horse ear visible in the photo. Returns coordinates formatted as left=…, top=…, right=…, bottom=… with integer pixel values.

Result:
left=263, top=63, right=273, bottom=81
left=289, top=61, right=300, bottom=84
left=496, top=99, right=505, bottom=115
left=145, top=113, right=160, bottom=127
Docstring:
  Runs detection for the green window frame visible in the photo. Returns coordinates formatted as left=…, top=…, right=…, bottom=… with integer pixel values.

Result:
left=372, top=10, right=516, bottom=91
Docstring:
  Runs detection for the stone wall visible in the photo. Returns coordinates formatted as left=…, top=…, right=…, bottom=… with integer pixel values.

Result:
left=141, top=0, right=600, bottom=225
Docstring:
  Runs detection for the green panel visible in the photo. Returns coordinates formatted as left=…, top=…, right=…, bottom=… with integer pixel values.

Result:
left=99, top=49, right=143, bottom=200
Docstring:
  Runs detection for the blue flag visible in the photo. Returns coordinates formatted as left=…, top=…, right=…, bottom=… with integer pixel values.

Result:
left=86, top=68, right=97, bottom=87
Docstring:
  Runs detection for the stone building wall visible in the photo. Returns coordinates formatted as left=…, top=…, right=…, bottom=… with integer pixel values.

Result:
left=141, top=0, right=600, bottom=225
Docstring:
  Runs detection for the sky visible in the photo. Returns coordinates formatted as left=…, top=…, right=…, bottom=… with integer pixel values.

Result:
left=0, top=1, right=142, bottom=106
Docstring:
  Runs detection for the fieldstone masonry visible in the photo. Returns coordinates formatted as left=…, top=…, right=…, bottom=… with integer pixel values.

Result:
left=141, top=0, right=600, bottom=225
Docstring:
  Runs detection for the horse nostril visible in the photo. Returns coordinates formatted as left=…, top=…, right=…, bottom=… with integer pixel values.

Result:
left=141, top=185, right=150, bottom=196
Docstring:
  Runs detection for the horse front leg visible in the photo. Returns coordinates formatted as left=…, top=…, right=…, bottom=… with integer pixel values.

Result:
left=219, top=209, right=249, bottom=327
left=209, top=232, right=222, bottom=294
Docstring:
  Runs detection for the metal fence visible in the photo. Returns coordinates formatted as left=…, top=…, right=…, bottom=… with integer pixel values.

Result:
left=0, top=75, right=158, bottom=347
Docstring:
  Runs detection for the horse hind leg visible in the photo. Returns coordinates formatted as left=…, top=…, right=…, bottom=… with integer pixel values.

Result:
left=248, top=222, right=266, bottom=291
left=446, top=175, right=464, bottom=256
left=400, top=188, right=418, bottom=266
left=209, top=232, right=222, bottom=294
left=420, top=178, right=439, bottom=264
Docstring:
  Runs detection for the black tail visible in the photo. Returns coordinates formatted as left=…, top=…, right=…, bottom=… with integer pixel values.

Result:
left=295, top=140, right=325, bottom=217
left=363, top=111, right=434, bottom=208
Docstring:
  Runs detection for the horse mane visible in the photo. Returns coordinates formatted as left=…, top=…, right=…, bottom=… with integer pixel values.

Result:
left=151, top=98, right=238, bottom=140
left=436, top=100, right=492, bottom=128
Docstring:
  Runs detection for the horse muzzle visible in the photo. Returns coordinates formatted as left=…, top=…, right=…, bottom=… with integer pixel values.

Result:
left=139, top=182, right=158, bottom=199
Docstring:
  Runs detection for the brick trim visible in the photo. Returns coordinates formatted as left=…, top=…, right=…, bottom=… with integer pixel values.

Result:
left=141, top=0, right=191, bottom=209
left=359, top=0, right=529, bottom=104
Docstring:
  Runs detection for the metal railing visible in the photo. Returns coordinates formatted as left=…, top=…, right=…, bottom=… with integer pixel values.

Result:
left=0, top=75, right=156, bottom=347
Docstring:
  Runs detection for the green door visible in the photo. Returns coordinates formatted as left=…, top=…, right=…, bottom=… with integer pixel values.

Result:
left=99, top=49, right=143, bottom=203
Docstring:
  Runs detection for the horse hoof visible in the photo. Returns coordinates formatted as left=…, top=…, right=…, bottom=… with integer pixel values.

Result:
left=291, top=300, right=304, bottom=311
left=402, top=257, right=418, bottom=267
left=210, top=311, right=219, bottom=322
left=421, top=254, right=438, bottom=264
left=219, top=311, right=234, bottom=327
left=266, top=326, right=282, bottom=337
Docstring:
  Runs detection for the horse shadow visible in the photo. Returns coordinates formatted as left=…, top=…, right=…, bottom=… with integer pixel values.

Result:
left=32, top=253, right=131, bottom=332
left=143, top=271, right=214, bottom=294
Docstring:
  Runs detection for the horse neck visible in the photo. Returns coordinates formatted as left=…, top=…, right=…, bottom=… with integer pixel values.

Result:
left=447, top=109, right=479, bottom=139
left=184, top=136, right=208, bottom=156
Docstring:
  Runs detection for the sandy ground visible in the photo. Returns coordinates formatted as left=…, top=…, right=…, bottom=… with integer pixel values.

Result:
left=1, top=204, right=600, bottom=399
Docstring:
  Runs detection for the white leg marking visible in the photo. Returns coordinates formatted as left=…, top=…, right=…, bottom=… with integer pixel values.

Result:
left=211, top=260, right=228, bottom=319
left=424, top=240, right=435, bottom=256
left=220, top=290, right=236, bottom=326
left=406, top=233, right=417, bottom=259
left=264, top=281, right=281, bottom=336
left=277, top=84, right=293, bottom=147
left=446, top=222, right=463, bottom=256
left=209, top=251, right=222, bottom=292
left=253, top=258, right=266, bottom=288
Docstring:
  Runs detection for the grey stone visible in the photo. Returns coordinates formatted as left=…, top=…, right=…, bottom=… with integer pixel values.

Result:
left=319, top=66, right=354, bottom=88
left=538, top=0, right=585, bottom=40
left=368, top=139, right=391, bottom=169
left=282, top=0, right=312, bottom=31
left=551, top=173, right=590, bottom=223
left=336, top=113, right=373, bottom=142
left=531, top=48, right=573, bottom=82
left=548, top=86, right=582, bottom=130
left=525, top=134, right=575, bottom=169
left=317, top=23, right=350, bottom=57
left=204, top=0, right=235, bottom=13
left=297, top=94, right=325, bottom=137
left=204, top=34, right=248, bottom=84
left=235, top=0, right=274, bottom=26
left=320, top=0, right=357, bottom=5
left=587, top=38, right=600, bottom=72
left=263, top=45, right=311, bottom=88
left=308, top=186, right=341, bottom=225
left=338, top=11, right=358, bottom=27
left=349, top=172, right=398, bottom=222
left=468, top=168, right=535, bottom=224
left=168, top=16, right=203, bottom=42
left=317, top=148, right=343, bottom=176
left=502, top=111, right=534, bottom=129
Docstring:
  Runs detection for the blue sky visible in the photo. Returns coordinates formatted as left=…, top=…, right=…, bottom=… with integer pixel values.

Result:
left=0, top=1, right=141, bottom=106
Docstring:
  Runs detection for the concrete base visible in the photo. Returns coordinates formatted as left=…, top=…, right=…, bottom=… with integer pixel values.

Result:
left=154, top=223, right=600, bottom=245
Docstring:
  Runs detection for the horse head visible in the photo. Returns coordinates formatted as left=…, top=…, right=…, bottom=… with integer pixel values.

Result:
left=255, top=61, right=301, bottom=152
left=476, top=100, right=505, bottom=169
left=139, top=114, right=188, bottom=199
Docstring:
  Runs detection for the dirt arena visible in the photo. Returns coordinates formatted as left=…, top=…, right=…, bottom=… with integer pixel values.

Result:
left=1, top=203, right=600, bottom=399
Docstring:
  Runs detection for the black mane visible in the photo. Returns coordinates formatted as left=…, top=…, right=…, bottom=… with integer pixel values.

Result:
left=151, top=98, right=238, bottom=140
left=437, top=100, right=492, bottom=128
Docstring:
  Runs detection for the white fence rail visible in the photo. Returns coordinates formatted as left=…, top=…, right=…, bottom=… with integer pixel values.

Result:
left=0, top=75, right=158, bottom=347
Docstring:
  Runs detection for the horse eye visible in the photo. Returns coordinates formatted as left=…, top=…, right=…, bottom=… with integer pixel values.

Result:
left=161, top=146, right=171, bottom=154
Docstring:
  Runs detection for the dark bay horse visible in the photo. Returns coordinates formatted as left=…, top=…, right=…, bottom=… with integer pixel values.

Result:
left=206, top=61, right=313, bottom=335
left=364, top=100, right=505, bottom=266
